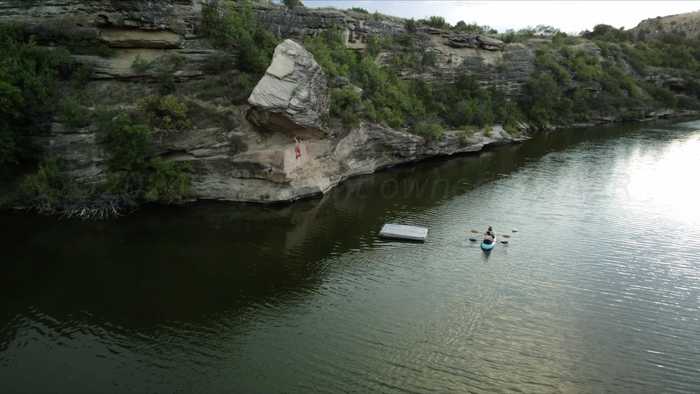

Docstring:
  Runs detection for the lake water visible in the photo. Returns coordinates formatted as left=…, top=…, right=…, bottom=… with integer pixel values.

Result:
left=2, top=120, right=700, bottom=393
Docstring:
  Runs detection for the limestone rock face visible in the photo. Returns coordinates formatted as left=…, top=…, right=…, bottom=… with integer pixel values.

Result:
left=252, top=4, right=404, bottom=46
left=631, top=11, right=700, bottom=40
left=8, top=1, right=696, bottom=210
left=447, top=34, right=505, bottom=51
left=247, top=39, right=330, bottom=134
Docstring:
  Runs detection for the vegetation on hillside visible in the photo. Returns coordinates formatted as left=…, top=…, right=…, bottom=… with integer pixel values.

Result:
left=201, top=0, right=278, bottom=75
left=305, top=12, right=700, bottom=131
left=0, top=24, right=192, bottom=215
left=0, top=25, right=75, bottom=170
left=98, top=113, right=191, bottom=206
left=304, top=28, right=523, bottom=132
left=4, top=1, right=700, bottom=216
left=282, top=0, right=304, bottom=9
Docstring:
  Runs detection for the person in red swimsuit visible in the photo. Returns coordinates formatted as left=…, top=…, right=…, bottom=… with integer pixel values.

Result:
left=295, top=137, right=302, bottom=160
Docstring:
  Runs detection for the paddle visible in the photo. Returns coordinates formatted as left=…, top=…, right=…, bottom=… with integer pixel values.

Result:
left=468, top=229, right=516, bottom=244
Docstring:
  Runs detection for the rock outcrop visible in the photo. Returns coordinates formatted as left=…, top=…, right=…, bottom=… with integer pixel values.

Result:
left=247, top=39, right=330, bottom=135
left=447, top=34, right=505, bottom=51
left=0, top=1, right=566, bottom=206
left=631, top=11, right=700, bottom=40
left=3, top=2, right=696, bottom=209
left=252, top=3, right=404, bottom=49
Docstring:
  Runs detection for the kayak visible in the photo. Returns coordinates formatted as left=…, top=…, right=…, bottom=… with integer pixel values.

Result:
left=481, top=237, right=496, bottom=252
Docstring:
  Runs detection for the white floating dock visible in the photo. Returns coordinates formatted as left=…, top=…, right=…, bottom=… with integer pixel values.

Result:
left=379, top=224, right=428, bottom=242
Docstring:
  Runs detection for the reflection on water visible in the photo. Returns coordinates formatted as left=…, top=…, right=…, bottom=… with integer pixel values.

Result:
left=622, top=133, right=700, bottom=225
left=1, top=119, right=700, bottom=393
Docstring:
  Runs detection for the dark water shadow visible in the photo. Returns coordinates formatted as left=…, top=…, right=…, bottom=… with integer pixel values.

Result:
left=0, top=119, right=692, bottom=347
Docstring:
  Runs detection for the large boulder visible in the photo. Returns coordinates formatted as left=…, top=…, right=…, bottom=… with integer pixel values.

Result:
left=248, top=39, right=329, bottom=134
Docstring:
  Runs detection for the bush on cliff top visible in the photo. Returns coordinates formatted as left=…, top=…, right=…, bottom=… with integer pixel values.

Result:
left=422, top=16, right=448, bottom=29
left=201, top=0, right=278, bottom=75
left=283, top=0, right=304, bottom=9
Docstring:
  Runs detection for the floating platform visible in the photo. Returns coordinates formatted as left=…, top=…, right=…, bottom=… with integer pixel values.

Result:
left=379, top=224, right=428, bottom=242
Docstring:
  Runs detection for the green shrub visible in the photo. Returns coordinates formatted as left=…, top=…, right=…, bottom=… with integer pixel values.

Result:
left=101, top=114, right=152, bottom=174
left=226, top=72, right=256, bottom=103
left=147, top=54, right=186, bottom=95
left=138, top=95, right=191, bottom=131
left=201, top=0, right=278, bottom=75
left=145, top=158, right=191, bottom=203
left=98, top=112, right=191, bottom=203
left=423, top=16, right=447, bottom=29
left=366, top=35, right=392, bottom=57
left=58, top=95, right=90, bottom=128
left=503, top=122, right=521, bottom=137
left=305, top=28, right=355, bottom=78
left=582, top=24, right=630, bottom=42
left=202, top=52, right=236, bottom=74
left=421, top=51, right=438, bottom=70
left=458, top=125, right=479, bottom=143
left=405, top=19, right=417, bottom=33
left=0, top=24, right=75, bottom=168
left=350, top=7, right=368, bottom=13
left=411, top=121, right=444, bottom=140
left=454, top=21, right=488, bottom=34
left=370, top=12, right=384, bottom=22
left=330, top=87, right=362, bottom=128
left=642, top=82, right=678, bottom=107
left=283, top=0, right=304, bottom=9
left=131, top=55, right=154, bottom=73
left=31, top=19, right=115, bottom=57
left=521, top=72, right=570, bottom=127
left=19, top=159, right=70, bottom=212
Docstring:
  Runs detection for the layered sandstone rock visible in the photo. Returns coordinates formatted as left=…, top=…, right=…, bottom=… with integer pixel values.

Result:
left=0, top=1, right=539, bottom=205
left=248, top=39, right=330, bottom=134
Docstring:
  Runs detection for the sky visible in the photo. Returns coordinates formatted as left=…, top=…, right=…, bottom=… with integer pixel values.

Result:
left=303, top=1, right=700, bottom=34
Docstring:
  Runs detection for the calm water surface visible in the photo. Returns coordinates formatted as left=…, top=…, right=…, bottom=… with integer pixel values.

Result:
left=2, top=120, right=700, bottom=393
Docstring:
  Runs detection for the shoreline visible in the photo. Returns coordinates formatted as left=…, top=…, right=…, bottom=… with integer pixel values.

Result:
left=4, top=112, right=697, bottom=218
left=226, top=110, right=699, bottom=206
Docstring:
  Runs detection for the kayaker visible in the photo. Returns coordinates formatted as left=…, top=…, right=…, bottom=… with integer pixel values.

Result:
left=483, top=226, right=494, bottom=244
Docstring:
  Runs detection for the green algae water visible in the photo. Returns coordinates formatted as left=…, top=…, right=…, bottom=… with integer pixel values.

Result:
left=2, top=120, right=700, bottom=393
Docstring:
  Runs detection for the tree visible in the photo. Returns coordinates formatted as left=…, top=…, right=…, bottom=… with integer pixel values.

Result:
left=201, top=0, right=279, bottom=75
left=0, top=25, right=73, bottom=170
left=283, top=0, right=304, bottom=9
left=454, top=21, right=484, bottom=34
left=424, top=16, right=447, bottom=29
left=405, top=18, right=417, bottom=33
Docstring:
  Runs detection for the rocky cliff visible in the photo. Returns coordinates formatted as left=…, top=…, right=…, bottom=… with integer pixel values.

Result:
left=0, top=1, right=697, bottom=208
left=632, top=11, right=700, bottom=40
left=0, top=0, right=529, bottom=205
